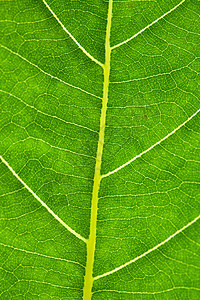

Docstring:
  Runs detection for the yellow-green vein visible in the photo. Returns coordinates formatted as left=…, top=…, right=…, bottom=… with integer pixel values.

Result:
left=83, top=0, right=113, bottom=299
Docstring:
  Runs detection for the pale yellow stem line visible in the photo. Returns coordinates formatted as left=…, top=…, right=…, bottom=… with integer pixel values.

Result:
left=83, top=0, right=113, bottom=299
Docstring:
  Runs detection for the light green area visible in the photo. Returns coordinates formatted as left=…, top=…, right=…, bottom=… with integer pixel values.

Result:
left=0, top=0, right=200, bottom=299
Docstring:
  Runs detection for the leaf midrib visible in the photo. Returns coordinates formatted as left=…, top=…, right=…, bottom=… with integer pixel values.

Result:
left=83, top=0, right=113, bottom=298
left=1, top=0, right=199, bottom=298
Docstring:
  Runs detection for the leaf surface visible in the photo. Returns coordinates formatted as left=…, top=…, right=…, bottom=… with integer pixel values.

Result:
left=0, top=0, right=200, bottom=299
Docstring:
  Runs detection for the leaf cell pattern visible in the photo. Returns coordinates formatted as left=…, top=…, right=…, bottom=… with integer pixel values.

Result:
left=0, top=0, right=200, bottom=299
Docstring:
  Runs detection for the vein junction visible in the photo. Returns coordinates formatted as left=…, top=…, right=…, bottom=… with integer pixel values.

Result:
left=82, top=0, right=199, bottom=296
left=2, top=0, right=198, bottom=297
left=83, top=0, right=113, bottom=299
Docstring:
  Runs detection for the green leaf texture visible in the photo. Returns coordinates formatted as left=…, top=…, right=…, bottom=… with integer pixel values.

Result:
left=0, top=0, right=200, bottom=299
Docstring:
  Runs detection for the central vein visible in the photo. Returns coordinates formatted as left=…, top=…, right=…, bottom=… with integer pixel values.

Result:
left=83, top=0, right=113, bottom=299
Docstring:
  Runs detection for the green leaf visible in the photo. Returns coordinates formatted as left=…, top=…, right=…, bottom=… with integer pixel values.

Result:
left=0, top=0, right=200, bottom=299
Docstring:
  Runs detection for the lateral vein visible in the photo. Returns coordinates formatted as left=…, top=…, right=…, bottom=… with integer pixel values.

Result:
left=111, top=0, right=185, bottom=50
left=0, top=242, right=85, bottom=267
left=42, top=0, right=104, bottom=68
left=0, top=89, right=98, bottom=134
left=1, top=44, right=101, bottom=100
left=93, top=287, right=200, bottom=295
left=94, top=214, right=200, bottom=280
left=0, top=155, right=87, bottom=243
left=102, top=108, right=200, bottom=178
